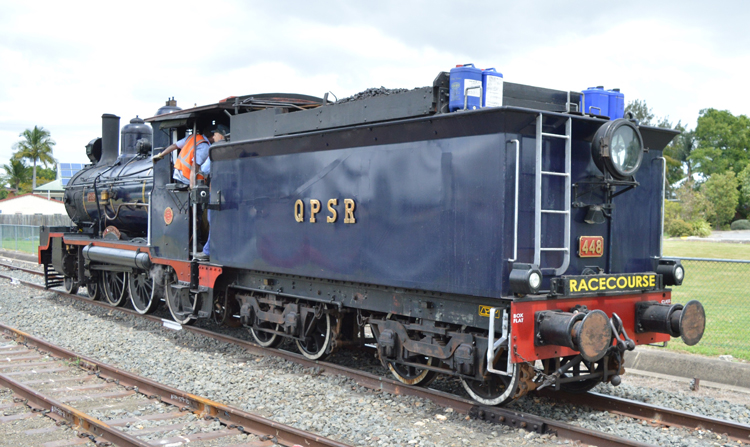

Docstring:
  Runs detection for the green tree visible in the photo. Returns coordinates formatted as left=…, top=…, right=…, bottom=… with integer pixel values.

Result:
left=690, top=109, right=750, bottom=176
left=737, top=165, right=750, bottom=218
left=626, top=99, right=688, bottom=191
left=625, top=99, right=655, bottom=126
left=13, top=125, right=56, bottom=190
left=34, top=166, right=57, bottom=186
left=674, top=180, right=714, bottom=223
left=2, top=159, right=31, bottom=191
left=702, top=171, right=740, bottom=228
left=662, top=126, right=700, bottom=193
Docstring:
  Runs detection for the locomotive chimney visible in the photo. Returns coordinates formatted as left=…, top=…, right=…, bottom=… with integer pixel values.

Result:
left=100, top=113, right=120, bottom=166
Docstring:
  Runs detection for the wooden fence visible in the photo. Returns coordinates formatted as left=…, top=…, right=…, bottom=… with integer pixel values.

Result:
left=0, top=214, right=71, bottom=226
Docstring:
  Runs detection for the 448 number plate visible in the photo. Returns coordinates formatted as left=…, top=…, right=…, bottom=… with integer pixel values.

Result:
left=579, top=236, right=604, bottom=257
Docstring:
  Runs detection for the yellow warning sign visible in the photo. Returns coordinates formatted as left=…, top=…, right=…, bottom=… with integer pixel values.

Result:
left=478, top=306, right=500, bottom=318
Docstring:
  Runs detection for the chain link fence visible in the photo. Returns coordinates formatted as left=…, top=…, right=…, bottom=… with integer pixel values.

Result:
left=0, top=226, right=742, bottom=359
left=664, top=257, right=750, bottom=361
left=0, top=225, right=40, bottom=254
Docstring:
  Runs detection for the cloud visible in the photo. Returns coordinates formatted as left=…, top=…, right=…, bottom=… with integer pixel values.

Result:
left=0, top=0, right=749, bottom=166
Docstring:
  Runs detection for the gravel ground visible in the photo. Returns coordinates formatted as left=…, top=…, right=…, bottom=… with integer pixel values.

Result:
left=0, top=278, right=557, bottom=447
left=0, top=265, right=748, bottom=446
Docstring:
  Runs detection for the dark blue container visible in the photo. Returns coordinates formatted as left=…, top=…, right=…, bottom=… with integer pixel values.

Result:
left=582, top=86, right=609, bottom=117
left=608, top=88, right=625, bottom=119
left=449, top=64, right=483, bottom=112
left=482, top=68, right=504, bottom=108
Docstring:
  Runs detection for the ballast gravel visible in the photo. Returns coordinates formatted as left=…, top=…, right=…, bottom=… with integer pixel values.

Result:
left=0, top=279, right=552, bottom=447
left=0, top=267, right=748, bottom=446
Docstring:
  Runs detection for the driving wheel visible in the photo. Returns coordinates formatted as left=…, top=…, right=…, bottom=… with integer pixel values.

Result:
left=129, top=270, right=161, bottom=315
left=63, top=276, right=79, bottom=295
left=83, top=275, right=100, bottom=300
left=165, top=268, right=195, bottom=325
left=101, top=271, right=128, bottom=307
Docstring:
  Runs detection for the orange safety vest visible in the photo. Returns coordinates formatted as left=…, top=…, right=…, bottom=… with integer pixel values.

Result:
left=174, top=134, right=207, bottom=181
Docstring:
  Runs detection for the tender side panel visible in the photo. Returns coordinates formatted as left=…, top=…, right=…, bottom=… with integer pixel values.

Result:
left=212, top=131, right=512, bottom=298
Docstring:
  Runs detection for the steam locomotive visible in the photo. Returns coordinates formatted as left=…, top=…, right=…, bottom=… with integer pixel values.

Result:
left=39, top=71, right=706, bottom=406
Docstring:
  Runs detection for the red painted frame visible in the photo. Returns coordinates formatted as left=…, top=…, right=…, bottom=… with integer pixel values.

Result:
left=510, top=291, right=672, bottom=363
left=39, top=233, right=222, bottom=288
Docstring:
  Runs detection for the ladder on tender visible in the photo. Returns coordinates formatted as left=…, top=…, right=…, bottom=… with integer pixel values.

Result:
left=534, top=114, right=572, bottom=276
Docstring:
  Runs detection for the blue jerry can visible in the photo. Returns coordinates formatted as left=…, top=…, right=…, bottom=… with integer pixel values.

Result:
left=582, top=86, right=610, bottom=117
left=608, top=88, right=625, bottom=119
left=449, top=64, right=483, bottom=112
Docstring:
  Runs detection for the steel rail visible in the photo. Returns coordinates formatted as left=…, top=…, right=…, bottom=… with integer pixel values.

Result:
left=0, top=323, right=351, bottom=447
left=0, top=371, right=150, bottom=446
left=0, top=263, right=43, bottom=276
left=2, top=267, right=740, bottom=447
left=0, top=372, right=153, bottom=446
left=541, top=390, right=750, bottom=444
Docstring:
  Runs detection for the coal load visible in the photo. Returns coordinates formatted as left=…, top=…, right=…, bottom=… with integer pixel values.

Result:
left=336, top=86, right=415, bottom=104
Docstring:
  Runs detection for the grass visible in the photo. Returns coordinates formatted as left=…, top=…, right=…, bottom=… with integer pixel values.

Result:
left=662, top=239, right=750, bottom=361
left=0, top=239, right=38, bottom=254
left=663, top=239, right=750, bottom=260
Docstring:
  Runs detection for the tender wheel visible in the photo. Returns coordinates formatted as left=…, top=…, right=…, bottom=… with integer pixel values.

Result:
left=461, top=363, right=521, bottom=406
left=250, top=322, right=284, bottom=348
left=63, top=276, right=79, bottom=295
left=388, top=356, right=439, bottom=386
left=101, top=271, right=128, bottom=307
left=295, top=310, right=334, bottom=360
left=129, top=270, right=160, bottom=315
left=543, top=356, right=604, bottom=393
left=165, top=268, right=195, bottom=325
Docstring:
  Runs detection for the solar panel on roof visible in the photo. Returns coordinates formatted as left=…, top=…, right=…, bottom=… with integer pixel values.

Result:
left=58, top=162, right=83, bottom=185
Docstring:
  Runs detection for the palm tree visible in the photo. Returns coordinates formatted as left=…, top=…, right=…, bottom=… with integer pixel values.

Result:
left=2, top=159, right=30, bottom=191
left=13, top=126, right=56, bottom=190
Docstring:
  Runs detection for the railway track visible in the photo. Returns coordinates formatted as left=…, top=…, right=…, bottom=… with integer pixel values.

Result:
left=2, top=261, right=749, bottom=446
left=0, top=323, right=350, bottom=447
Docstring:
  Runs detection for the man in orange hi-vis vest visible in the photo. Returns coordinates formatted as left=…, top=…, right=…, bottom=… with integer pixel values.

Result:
left=152, top=124, right=229, bottom=259
left=152, top=124, right=228, bottom=186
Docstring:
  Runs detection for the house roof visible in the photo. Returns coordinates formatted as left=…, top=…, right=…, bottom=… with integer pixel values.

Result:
left=34, top=179, right=64, bottom=192
left=0, top=192, right=63, bottom=204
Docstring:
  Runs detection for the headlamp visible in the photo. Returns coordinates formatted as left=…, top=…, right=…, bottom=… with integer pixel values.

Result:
left=657, top=259, right=685, bottom=286
left=509, top=263, right=543, bottom=295
left=592, top=119, right=644, bottom=180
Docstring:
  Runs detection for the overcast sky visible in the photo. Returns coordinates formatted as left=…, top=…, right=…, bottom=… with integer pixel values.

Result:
left=1, top=0, right=748, bottom=167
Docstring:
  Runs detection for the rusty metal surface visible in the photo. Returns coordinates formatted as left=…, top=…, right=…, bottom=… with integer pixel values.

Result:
left=541, top=390, right=750, bottom=443
left=0, top=370, right=150, bottom=447
left=0, top=321, right=352, bottom=447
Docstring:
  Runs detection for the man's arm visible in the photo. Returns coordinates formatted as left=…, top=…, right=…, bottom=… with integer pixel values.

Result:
left=194, top=141, right=210, bottom=166
left=152, top=143, right=179, bottom=161
left=154, top=136, right=188, bottom=161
